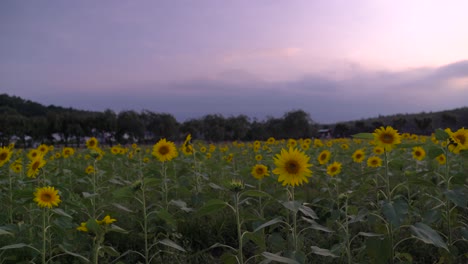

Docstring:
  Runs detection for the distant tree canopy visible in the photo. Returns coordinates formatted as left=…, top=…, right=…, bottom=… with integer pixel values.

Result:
left=1, top=93, right=467, bottom=146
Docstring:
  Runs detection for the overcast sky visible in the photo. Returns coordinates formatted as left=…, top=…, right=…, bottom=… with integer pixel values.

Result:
left=1, top=0, right=468, bottom=123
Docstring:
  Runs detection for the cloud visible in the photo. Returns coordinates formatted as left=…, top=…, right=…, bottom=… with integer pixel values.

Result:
left=7, top=60, right=468, bottom=124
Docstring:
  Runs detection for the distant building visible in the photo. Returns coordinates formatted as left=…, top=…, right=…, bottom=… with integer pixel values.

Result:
left=318, top=129, right=332, bottom=139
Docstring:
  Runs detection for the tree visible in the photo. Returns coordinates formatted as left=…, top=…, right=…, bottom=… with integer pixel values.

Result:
left=283, top=110, right=313, bottom=138
left=414, top=117, right=432, bottom=135
left=117, top=111, right=145, bottom=143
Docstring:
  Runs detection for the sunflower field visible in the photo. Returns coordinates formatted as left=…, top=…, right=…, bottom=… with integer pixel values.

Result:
left=0, top=127, right=467, bottom=264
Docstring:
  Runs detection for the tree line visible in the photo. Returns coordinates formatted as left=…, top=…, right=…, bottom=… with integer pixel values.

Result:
left=1, top=94, right=467, bottom=147
left=0, top=94, right=318, bottom=147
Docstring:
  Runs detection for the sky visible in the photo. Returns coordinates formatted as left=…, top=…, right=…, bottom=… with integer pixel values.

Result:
left=1, top=0, right=468, bottom=124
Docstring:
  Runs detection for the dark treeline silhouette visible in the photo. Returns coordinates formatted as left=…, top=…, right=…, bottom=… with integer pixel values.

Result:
left=0, top=94, right=318, bottom=147
left=1, top=93, right=467, bottom=147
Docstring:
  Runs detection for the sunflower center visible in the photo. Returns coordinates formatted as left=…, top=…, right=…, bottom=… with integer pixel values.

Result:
left=41, top=193, right=52, bottom=202
left=158, top=146, right=170, bottom=155
left=319, top=154, right=327, bottom=161
left=285, top=160, right=300, bottom=174
left=0, top=152, right=7, bottom=161
left=31, top=152, right=38, bottom=158
left=256, top=168, right=265, bottom=174
left=455, top=134, right=466, bottom=144
left=330, top=166, right=337, bottom=172
left=89, top=141, right=96, bottom=147
left=380, top=133, right=394, bottom=144
left=415, top=151, right=421, bottom=156
left=32, top=161, right=40, bottom=170
left=355, top=154, right=362, bottom=159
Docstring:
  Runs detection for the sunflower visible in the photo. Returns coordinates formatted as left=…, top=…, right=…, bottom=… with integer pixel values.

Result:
left=273, top=147, right=312, bottom=187
left=313, top=139, right=324, bottom=148
left=352, top=149, right=366, bottom=163
left=76, top=222, right=88, bottom=232
left=0, top=146, right=13, bottom=167
left=412, top=146, right=426, bottom=161
left=367, top=156, right=382, bottom=168
left=97, top=215, right=117, bottom=225
left=33, top=186, right=61, bottom=208
left=447, top=127, right=468, bottom=154
left=152, top=138, right=178, bottom=162
left=266, top=137, right=276, bottom=145
left=27, top=149, right=41, bottom=160
left=251, top=164, right=270, bottom=180
left=373, top=126, right=401, bottom=152
left=27, top=156, right=46, bottom=178
left=326, top=161, right=342, bottom=177
left=111, top=146, right=121, bottom=155
left=200, top=146, right=207, bottom=153
left=37, top=144, right=49, bottom=155
left=435, top=154, right=446, bottom=165
left=10, top=159, right=22, bottom=173
left=62, top=147, right=75, bottom=158
left=317, top=150, right=331, bottom=165
left=86, top=137, right=99, bottom=149
left=341, top=144, right=349, bottom=150
left=301, top=143, right=310, bottom=151
left=255, top=154, right=263, bottom=161
left=373, top=146, right=385, bottom=155
left=287, top=139, right=297, bottom=148
left=85, top=165, right=95, bottom=174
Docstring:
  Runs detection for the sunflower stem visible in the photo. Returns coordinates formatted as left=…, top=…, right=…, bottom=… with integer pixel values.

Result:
left=41, top=207, right=47, bottom=264
left=234, top=192, right=244, bottom=264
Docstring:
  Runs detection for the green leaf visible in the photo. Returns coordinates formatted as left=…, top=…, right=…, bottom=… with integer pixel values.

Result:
left=352, top=133, right=374, bottom=139
left=58, top=245, right=90, bottom=262
left=435, top=129, right=449, bottom=141
left=382, top=199, right=408, bottom=227
left=82, top=192, right=98, bottom=199
left=112, top=203, right=133, bottom=212
left=261, top=252, right=300, bottom=264
left=109, top=224, right=128, bottom=233
left=169, top=199, right=193, bottom=212
left=310, top=246, right=339, bottom=258
left=410, top=222, right=448, bottom=251
left=302, top=218, right=334, bottom=233
left=242, top=190, right=271, bottom=198
left=158, top=238, right=186, bottom=252
left=428, top=146, right=444, bottom=159
left=0, top=243, right=40, bottom=253
left=156, top=209, right=176, bottom=227
left=0, top=228, right=13, bottom=236
left=86, top=218, right=101, bottom=234
left=196, top=199, right=227, bottom=217
left=281, top=201, right=301, bottom=213
left=298, top=205, right=318, bottom=219
left=443, top=189, right=467, bottom=208
left=101, top=245, right=120, bottom=257
left=52, top=208, right=72, bottom=218
left=208, top=182, right=225, bottom=190
left=397, top=143, right=424, bottom=149
left=254, top=217, right=283, bottom=232
left=358, top=232, right=384, bottom=237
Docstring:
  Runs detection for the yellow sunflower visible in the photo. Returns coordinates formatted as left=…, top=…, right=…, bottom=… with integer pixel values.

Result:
left=373, top=146, right=385, bottom=155
left=412, top=146, right=426, bottom=161
left=97, top=215, right=117, bottom=225
left=313, top=139, right=324, bottom=148
left=367, top=156, right=383, bottom=168
left=10, top=159, right=22, bottom=173
left=317, top=150, right=331, bottom=165
left=33, top=186, right=61, bottom=208
left=0, top=146, right=13, bottom=167
left=373, top=126, right=401, bottom=152
left=255, top=154, right=263, bottom=161
left=447, top=127, right=468, bottom=154
left=86, top=137, right=99, bottom=149
left=111, top=146, right=121, bottom=155
left=152, top=138, right=178, bottom=162
left=435, top=154, right=446, bottom=165
left=37, top=144, right=49, bottom=155
left=27, top=149, right=41, bottom=160
left=251, top=164, right=270, bottom=180
left=273, top=147, right=312, bottom=187
left=326, top=161, right=342, bottom=177
left=352, top=149, right=366, bottom=163
left=267, top=137, right=276, bottom=145
left=77, top=222, right=88, bottom=232
left=62, top=147, right=75, bottom=158
left=27, top=156, right=46, bottom=178
left=85, top=165, right=95, bottom=174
